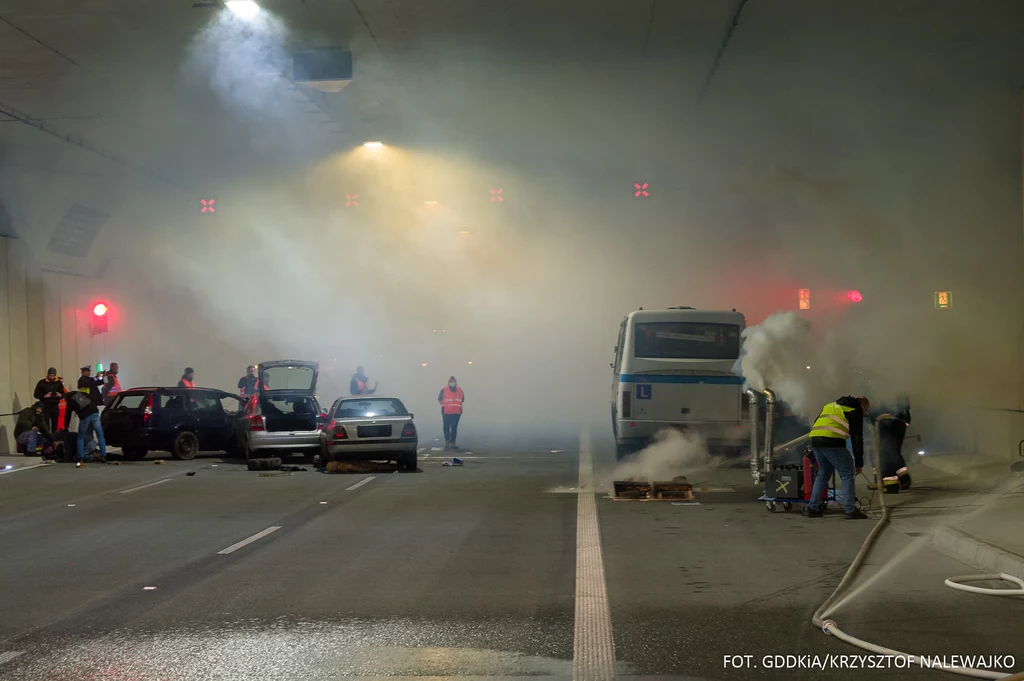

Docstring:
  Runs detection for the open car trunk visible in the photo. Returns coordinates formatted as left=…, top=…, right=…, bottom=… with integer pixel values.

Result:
left=261, top=393, right=319, bottom=433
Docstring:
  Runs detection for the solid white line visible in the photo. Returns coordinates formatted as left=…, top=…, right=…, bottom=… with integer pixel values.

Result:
left=0, top=651, right=25, bottom=665
left=119, top=478, right=172, bottom=494
left=217, top=526, right=281, bottom=555
left=345, top=476, right=375, bottom=491
left=573, top=428, right=615, bottom=681
left=0, top=462, right=48, bottom=476
left=417, top=448, right=425, bottom=453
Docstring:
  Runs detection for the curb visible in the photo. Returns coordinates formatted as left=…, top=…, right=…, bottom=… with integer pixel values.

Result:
left=931, top=525, right=1024, bottom=580
left=914, top=455, right=1012, bottom=482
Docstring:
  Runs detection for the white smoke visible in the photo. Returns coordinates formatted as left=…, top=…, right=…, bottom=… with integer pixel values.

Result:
left=608, top=429, right=715, bottom=482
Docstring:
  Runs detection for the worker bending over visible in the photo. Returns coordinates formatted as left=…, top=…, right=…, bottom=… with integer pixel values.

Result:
left=438, top=376, right=465, bottom=449
left=803, top=395, right=870, bottom=520
left=875, top=394, right=912, bottom=493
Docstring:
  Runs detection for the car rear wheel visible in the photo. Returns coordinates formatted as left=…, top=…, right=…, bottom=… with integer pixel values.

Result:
left=121, top=446, right=148, bottom=461
left=172, top=431, right=199, bottom=460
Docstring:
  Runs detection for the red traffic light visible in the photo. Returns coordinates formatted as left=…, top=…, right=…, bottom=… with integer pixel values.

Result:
left=847, top=290, right=863, bottom=303
left=91, top=302, right=109, bottom=334
left=93, top=303, right=108, bottom=316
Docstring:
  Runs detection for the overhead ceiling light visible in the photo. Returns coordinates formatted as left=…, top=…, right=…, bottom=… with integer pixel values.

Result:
left=225, top=1, right=260, bottom=19
left=363, top=141, right=383, bottom=148
left=425, top=201, right=438, bottom=206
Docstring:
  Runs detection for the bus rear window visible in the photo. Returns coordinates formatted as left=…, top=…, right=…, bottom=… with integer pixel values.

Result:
left=634, top=322, right=740, bottom=360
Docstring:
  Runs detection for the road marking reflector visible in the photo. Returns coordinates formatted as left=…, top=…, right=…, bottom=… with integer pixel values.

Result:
left=0, top=462, right=49, bottom=476
left=345, top=476, right=375, bottom=491
left=217, top=526, right=281, bottom=555
left=119, top=478, right=172, bottom=494
left=143, top=586, right=157, bottom=590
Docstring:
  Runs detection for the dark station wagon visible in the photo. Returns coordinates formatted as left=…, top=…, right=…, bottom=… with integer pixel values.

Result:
left=100, top=387, right=245, bottom=460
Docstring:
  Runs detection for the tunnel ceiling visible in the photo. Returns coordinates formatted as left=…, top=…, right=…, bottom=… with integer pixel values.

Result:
left=0, top=0, right=1023, bottom=269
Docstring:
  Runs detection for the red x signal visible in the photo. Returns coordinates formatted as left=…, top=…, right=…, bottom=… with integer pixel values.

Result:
left=200, top=199, right=216, bottom=213
left=633, top=183, right=649, bottom=198
left=490, top=188, right=503, bottom=202
left=345, top=193, right=359, bottom=207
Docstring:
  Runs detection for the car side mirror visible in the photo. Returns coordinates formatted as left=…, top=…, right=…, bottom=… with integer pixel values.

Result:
left=409, top=413, right=414, bottom=420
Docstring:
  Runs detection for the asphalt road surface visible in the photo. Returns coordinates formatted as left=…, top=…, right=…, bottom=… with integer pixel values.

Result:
left=0, top=424, right=1020, bottom=680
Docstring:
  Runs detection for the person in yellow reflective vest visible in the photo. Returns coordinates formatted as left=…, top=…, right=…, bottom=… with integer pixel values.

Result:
left=803, top=395, right=870, bottom=520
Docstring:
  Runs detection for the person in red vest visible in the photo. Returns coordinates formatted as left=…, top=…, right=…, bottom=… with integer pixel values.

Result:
left=102, top=362, right=122, bottom=407
left=178, top=367, right=195, bottom=388
left=437, top=376, right=465, bottom=450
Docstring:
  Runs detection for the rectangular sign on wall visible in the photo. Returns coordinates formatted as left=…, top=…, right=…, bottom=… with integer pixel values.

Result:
left=934, top=291, right=952, bottom=309
left=798, top=289, right=810, bottom=310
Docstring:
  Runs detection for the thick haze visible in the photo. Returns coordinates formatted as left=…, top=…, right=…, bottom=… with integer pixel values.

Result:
left=1, top=3, right=1023, bottom=447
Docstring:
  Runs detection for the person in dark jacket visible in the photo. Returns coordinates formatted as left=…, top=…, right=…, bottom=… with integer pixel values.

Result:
left=77, top=366, right=104, bottom=406
left=15, top=402, right=55, bottom=455
left=238, top=365, right=259, bottom=398
left=64, top=390, right=107, bottom=462
left=33, top=367, right=65, bottom=433
left=804, top=395, right=870, bottom=520
left=875, top=394, right=912, bottom=492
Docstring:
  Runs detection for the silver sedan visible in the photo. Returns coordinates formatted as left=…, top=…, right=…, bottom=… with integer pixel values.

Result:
left=320, top=396, right=418, bottom=471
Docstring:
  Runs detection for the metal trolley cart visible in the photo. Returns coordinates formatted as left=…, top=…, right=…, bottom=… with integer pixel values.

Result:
left=759, top=449, right=833, bottom=513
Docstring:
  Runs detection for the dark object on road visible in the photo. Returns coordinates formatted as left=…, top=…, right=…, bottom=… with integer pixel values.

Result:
left=186, top=471, right=196, bottom=476
left=613, top=480, right=652, bottom=499
left=281, top=465, right=306, bottom=472
left=651, top=477, right=694, bottom=500
left=247, top=457, right=282, bottom=471
left=442, top=457, right=463, bottom=467
left=101, top=386, right=246, bottom=461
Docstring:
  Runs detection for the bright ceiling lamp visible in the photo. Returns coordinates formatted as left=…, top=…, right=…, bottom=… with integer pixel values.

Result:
left=363, top=141, right=383, bottom=148
left=225, top=1, right=260, bottom=19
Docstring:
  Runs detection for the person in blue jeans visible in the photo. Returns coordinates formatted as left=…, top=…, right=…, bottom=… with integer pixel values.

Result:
left=803, top=395, right=870, bottom=520
left=63, top=390, right=107, bottom=462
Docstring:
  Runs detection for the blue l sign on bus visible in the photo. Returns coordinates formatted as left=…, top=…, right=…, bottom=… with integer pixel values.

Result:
left=637, top=384, right=652, bottom=400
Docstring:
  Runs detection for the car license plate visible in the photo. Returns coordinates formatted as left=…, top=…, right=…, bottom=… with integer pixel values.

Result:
left=357, top=425, right=391, bottom=438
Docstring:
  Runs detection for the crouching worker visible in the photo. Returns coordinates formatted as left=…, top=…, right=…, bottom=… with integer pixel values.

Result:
left=875, top=395, right=912, bottom=493
left=64, top=390, right=107, bottom=463
left=804, top=396, right=871, bottom=520
left=15, top=402, right=56, bottom=457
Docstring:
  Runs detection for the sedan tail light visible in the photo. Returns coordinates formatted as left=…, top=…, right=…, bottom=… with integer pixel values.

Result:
left=401, top=422, right=416, bottom=438
left=248, top=414, right=265, bottom=432
left=333, top=424, right=348, bottom=440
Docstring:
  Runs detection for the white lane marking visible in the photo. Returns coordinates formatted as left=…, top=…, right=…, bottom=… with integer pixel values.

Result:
left=345, top=476, right=375, bottom=491
left=143, top=586, right=157, bottom=590
left=217, top=526, right=281, bottom=555
left=0, top=462, right=49, bottom=476
left=119, top=478, right=172, bottom=494
left=573, top=428, right=615, bottom=681
left=417, top=448, right=425, bottom=453
left=0, top=651, right=25, bottom=665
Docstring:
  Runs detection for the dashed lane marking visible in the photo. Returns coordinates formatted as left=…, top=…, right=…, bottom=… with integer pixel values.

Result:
left=0, top=651, right=25, bottom=665
left=573, top=428, right=616, bottom=681
left=345, top=476, right=375, bottom=491
left=216, top=526, right=281, bottom=555
left=118, top=478, right=172, bottom=494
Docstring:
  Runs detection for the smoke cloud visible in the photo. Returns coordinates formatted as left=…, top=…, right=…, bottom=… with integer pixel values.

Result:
left=608, top=429, right=715, bottom=483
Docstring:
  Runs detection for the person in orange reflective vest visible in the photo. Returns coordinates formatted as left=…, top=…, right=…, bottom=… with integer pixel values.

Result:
left=350, top=366, right=377, bottom=395
left=102, top=362, right=122, bottom=407
left=178, top=367, right=195, bottom=389
left=437, top=376, right=465, bottom=449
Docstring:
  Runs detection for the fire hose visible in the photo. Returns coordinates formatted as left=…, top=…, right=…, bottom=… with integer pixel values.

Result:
left=811, top=421, right=1024, bottom=679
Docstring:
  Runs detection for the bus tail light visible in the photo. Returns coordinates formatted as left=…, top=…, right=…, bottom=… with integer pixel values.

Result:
left=622, top=390, right=631, bottom=418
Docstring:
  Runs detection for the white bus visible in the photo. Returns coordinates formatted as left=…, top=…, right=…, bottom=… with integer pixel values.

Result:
left=611, top=307, right=747, bottom=460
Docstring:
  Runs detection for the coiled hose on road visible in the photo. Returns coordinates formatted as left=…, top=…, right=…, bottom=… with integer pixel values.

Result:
left=810, top=507, right=1024, bottom=680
